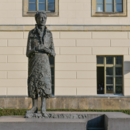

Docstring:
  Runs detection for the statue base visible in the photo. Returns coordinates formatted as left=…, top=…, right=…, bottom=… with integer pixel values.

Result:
left=0, top=112, right=130, bottom=130
left=25, top=111, right=87, bottom=119
left=0, top=115, right=86, bottom=130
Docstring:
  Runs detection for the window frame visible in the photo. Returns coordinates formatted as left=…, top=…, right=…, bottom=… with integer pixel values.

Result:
left=23, top=0, right=59, bottom=17
left=92, top=0, right=127, bottom=17
left=97, top=56, right=124, bottom=95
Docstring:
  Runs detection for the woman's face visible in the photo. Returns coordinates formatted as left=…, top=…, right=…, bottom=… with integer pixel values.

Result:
left=36, top=14, right=47, bottom=26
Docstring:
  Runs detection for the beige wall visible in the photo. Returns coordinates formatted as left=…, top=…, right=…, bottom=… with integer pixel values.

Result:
left=0, top=0, right=130, bottom=97
left=0, top=0, right=130, bottom=25
left=0, top=31, right=130, bottom=96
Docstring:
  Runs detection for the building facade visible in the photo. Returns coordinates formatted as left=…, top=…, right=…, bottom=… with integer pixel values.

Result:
left=0, top=0, right=130, bottom=109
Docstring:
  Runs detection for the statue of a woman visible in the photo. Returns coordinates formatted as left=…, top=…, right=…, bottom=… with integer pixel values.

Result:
left=26, top=11, right=55, bottom=117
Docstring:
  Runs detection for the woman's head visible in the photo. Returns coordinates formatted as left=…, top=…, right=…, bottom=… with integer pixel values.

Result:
left=35, top=11, right=47, bottom=26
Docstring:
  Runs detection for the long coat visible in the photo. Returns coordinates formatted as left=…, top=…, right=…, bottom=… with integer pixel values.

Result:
left=26, top=26, right=55, bottom=99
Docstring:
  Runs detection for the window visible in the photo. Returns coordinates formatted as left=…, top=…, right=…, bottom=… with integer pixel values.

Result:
left=97, top=0, right=123, bottom=13
left=23, top=0, right=59, bottom=17
left=49, top=56, right=55, bottom=95
left=97, top=56, right=123, bottom=95
left=92, top=0, right=127, bottom=17
left=29, top=0, right=55, bottom=12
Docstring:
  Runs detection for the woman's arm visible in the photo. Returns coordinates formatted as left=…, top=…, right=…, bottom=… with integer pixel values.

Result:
left=35, top=32, right=56, bottom=57
left=26, top=31, right=36, bottom=57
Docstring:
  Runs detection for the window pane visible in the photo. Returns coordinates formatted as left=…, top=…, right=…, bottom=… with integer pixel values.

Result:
left=48, top=0, right=55, bottom=12
left=106, top=0, right=113, bottom=3
left=39, top=0, right=45, bottom=2
left=106, top=77, right=113, bottom=84
left=97, top=56, right=104, bottom=64
left=115, top=0, right=122, bottom=3
left=97, top=0, right=103, bottom=3
left=51, top=67, right=54, bottom=75
left=48, top=0, right=55, bottom=2
left=116, top=86, right=122, bottom=94
left=106, top=4, right=113, bottom=12
left=116, top=67, right=122, bottom=75
left=106, top=86, right=113, bottom=94
left=97, top=4, right=103, bottom=12
left=115, top=4, right=123, bottom=12
left=97, top=67, right=104, bottom=94
left=48, top=5, right=54, bottom=11
left=116, top=56, right=122, bottom=65
left=29, top=3, right=36, bottom=11
left=49, top=57, right=54, bottom=65
left=52, top=76, right=54, bottom=84
left=116, top=77, right=122, bottom=84
left=48, top=4, right=55, bottom=12
left=106, top=67, right=113, bottom=75
left=52, top=84, right=54, bottom=95
left=29, top=0, right=36, bottom=2
left=39, top=3, right=45, bottom=10
left=106, top=56, right=113, bottom=64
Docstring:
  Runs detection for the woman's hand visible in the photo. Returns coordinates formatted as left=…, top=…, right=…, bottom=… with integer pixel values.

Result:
left=35, top=45, right=47, bottom=53
left=35, top=45, right=40, bottom=51
left=28, top=48, right=36, bottom=57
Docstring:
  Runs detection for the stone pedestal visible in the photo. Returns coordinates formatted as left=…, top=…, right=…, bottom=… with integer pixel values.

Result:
left=0, top=112, right=130, bottom=130
left=0, top=116, right=86, bottom=130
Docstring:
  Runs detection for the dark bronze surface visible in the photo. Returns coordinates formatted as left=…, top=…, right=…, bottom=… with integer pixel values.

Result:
left=26, top=11, right=56, bottom=117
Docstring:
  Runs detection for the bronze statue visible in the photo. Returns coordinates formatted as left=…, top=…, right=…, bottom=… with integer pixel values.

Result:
left=26, top=11, right=55, bottom=117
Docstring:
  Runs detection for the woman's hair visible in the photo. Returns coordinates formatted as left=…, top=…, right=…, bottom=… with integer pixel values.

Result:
left=35, top=11, right=47, bottom=21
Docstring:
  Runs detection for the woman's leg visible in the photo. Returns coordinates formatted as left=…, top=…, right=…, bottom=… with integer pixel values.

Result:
left=26, top=97, right=38, bottom=114
left=41, top=96, right=48, bottom=117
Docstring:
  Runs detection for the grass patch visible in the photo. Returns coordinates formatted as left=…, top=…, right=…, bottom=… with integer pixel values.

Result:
left=0, top=109, right=27, bottom=116
left=0, top=109, right=130, bottom=116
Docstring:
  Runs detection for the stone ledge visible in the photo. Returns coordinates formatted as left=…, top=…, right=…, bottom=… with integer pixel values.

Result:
left=0, top=97, right=130, bottom=109
left=0, top=25, right=130, bottom=31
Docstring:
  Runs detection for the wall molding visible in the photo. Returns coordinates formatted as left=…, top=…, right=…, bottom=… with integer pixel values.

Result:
left=1, top=25, right=130, bottom=31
